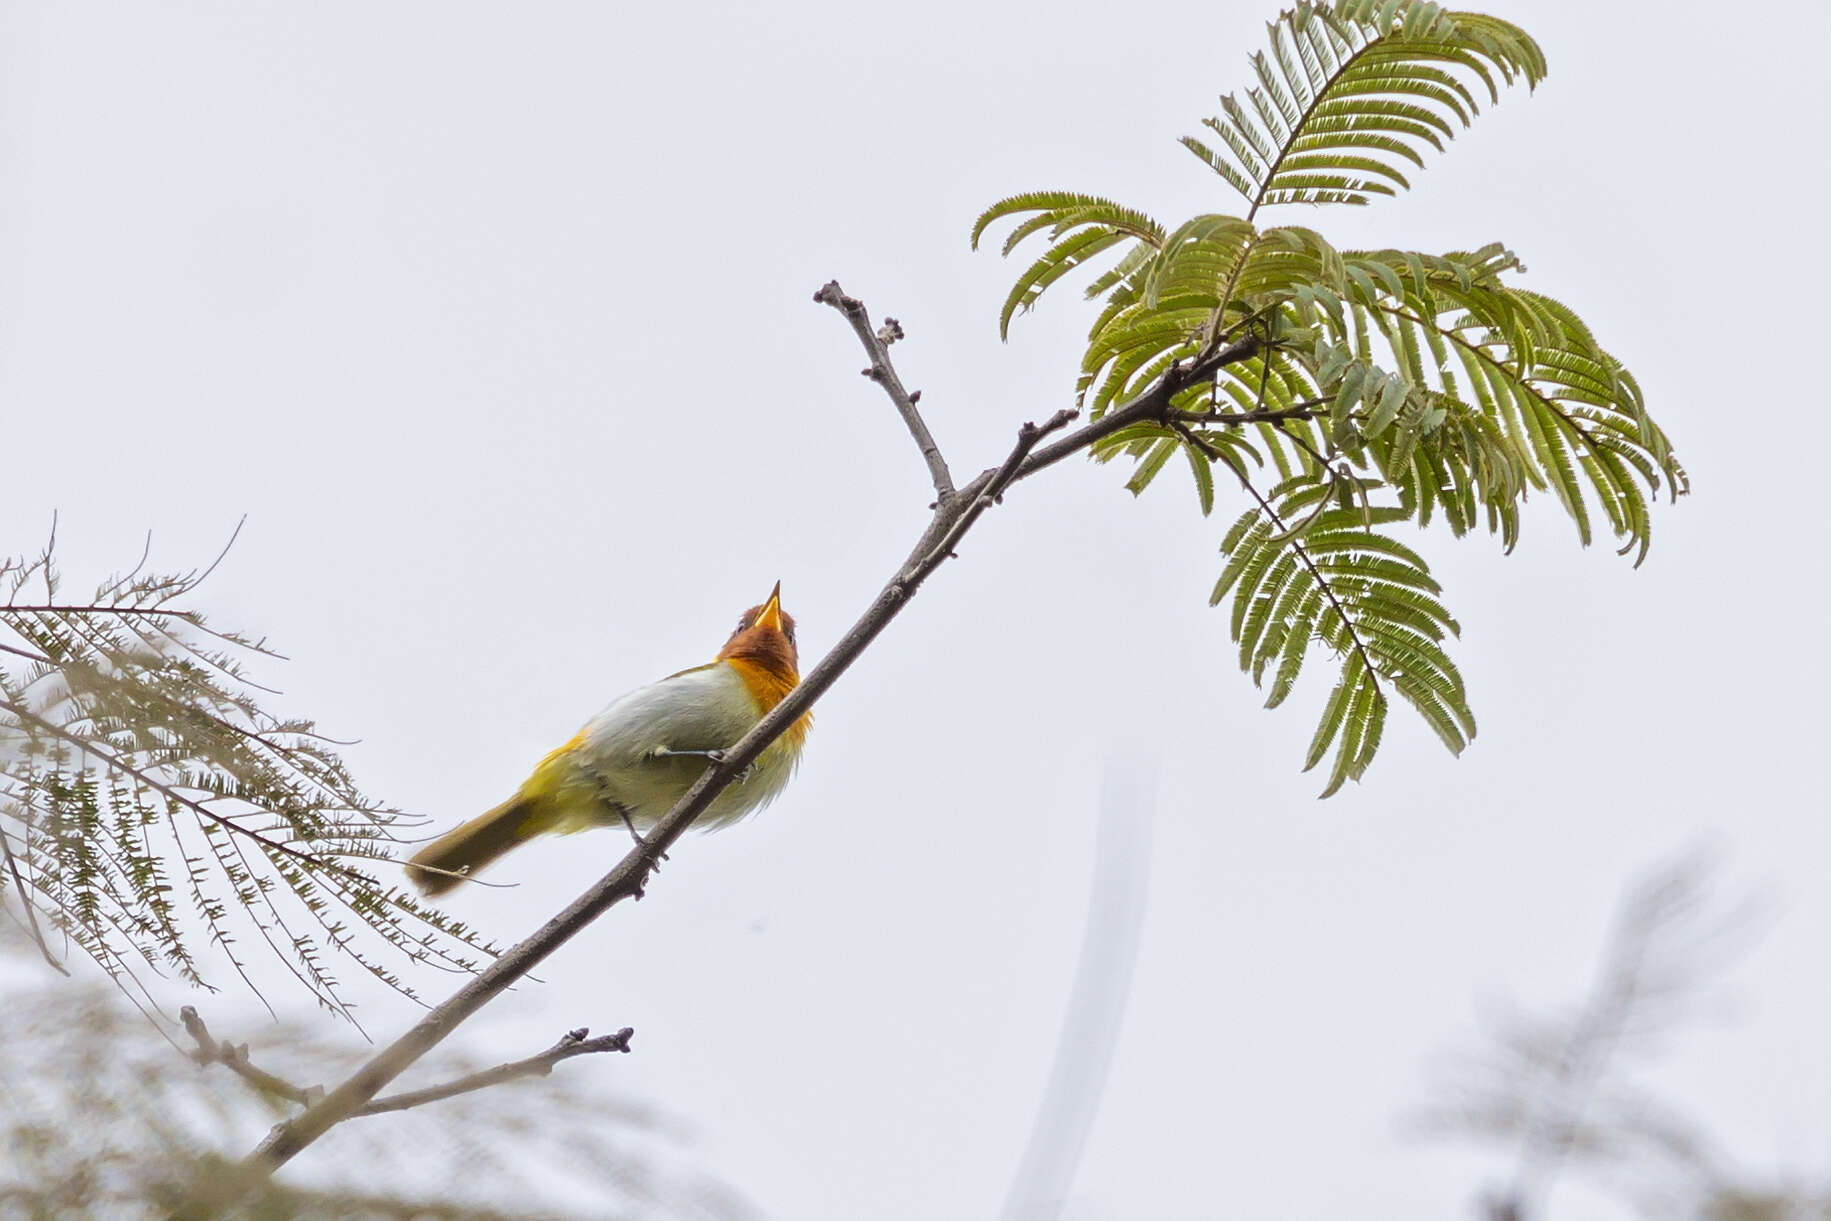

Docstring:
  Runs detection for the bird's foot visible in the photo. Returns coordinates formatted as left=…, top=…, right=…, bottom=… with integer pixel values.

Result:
left=616, top=806, right=668, bottom=876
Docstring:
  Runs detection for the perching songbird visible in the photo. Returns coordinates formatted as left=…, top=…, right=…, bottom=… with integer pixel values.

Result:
left=405, top=582, right=809, bottom=896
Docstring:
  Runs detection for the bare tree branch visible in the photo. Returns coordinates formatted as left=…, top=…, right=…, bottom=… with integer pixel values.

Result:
left=0, top=640, right=53, bottom=664
left=910, top=409, right=1077, bottom=575
left=238, top=282, right=1264, bottom=1182
left=181, top=1006, right=316, bottom=1106
left=814, top=281, right=956, bottom=502
left=182, top=1005, right=633, bottom=1117
left=1013, top=334, right=1263, bottom=481
left=352, top=1026, right=634, bottom=1117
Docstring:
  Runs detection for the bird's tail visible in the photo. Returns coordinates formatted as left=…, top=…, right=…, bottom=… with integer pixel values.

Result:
left=405, top=796, right=556, bottom=897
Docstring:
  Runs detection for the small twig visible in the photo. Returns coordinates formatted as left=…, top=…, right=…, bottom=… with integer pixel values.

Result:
left=181, top=1006, right=316, bottom=1105
left=189, top=515, right=248, bottom=591
left=0, top=639, right=54, bottom=664
left=182, top=1006, right=633, bottom=1116
left=0, top=822, right=68, bottom=976
left=1013, top=335, right=1263, bottom=481
left=352, top=1026, right=634, bottom=1116
left=908, top=410, right=1077, bottom=578
left=814, top=280, right=956, bottom=502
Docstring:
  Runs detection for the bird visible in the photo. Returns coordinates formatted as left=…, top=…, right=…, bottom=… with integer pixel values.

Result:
left=405, top=582, right=810, bottom=897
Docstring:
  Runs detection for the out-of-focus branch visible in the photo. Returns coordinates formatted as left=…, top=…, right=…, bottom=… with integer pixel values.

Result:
left=1001, top=765, right=1154, bottom=1221
left=182, top=1006, right=633, bottom=1117
left=1496, top=858, right=1741, bottom=1217
left=1417, top=853, right=1758, bottom=1220
left=0, top=824, right=67, bottom=975
left=354, top=1026, right=634, bottom=1117
left=182, top=1006, right=317, bottom=1106
left=0, top=640, right=52, bottom=664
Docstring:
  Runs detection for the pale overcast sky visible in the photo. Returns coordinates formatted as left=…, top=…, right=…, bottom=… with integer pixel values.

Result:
left=4, top=2, right=1829, bottom=1217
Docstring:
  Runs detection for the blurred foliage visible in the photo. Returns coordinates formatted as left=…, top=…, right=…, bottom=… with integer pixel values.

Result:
left=0, top=527, right=497, bottom=1023
left=974, top=0, right=1684, bottom=793
left=1418, top=854, right=1831, bottom=1219
left=0, top=929, right=753, bottom=1220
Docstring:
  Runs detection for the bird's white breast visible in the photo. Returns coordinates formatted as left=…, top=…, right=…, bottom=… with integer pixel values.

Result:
left=562, top=662, right=800, bottom=831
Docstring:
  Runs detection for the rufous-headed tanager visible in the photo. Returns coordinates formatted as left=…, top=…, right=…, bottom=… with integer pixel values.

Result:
left=406, top=582, right=809, bottom=896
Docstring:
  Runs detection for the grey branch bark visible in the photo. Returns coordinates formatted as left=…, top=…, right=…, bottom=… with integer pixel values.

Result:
left=814, top=280, right=956, bottom=502
left=236, top=280, right=1261, bottom=1184
left=183, top=1006, right=318, bottom=1106
left=1014, top=333, right=1262, bottom=481
left=182, top=1006, right=632, bottom=1117
left=352, top=1026, right=634, bottom=1116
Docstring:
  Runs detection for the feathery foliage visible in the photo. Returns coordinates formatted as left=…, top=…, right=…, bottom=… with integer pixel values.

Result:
left=972, top=0, right=1684, bottom=793
left=0, top=527, right=496, bottom=1024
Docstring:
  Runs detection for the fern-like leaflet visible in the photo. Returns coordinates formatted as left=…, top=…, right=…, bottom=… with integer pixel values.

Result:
left=972, top=0, right=1682, bottom=793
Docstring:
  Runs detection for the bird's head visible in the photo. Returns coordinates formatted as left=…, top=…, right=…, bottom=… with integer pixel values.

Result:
left=716, top=581, right=800, bottom=678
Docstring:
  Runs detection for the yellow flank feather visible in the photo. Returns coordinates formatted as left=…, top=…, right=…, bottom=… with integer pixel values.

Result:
left=520, top=728, right=590, bottom=802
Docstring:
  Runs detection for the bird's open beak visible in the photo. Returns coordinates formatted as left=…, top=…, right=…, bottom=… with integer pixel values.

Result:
left=756, top=581, right=784, bottom=632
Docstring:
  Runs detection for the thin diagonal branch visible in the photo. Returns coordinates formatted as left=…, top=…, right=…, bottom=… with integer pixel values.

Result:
left=0, top=639, right=53, bottom=664
left=910, top=410, right=1077, bottom=575
left=1014, top=334, right=1263, bottom=481
left=238, top=289, right=1264, bottom=1183
left=815, top=281, right=956, bottom=502
left=183, top=1006, right=633, bottom=1117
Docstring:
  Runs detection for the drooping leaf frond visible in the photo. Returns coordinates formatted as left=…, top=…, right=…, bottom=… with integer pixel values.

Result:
left=1289, top=247, right=1686, bottom=563
left=970, top=192, right=1167, bottom=338
left=975, top=4, right=1680, bottom=793
left=1211, top=481, right=1472, bottom=795
left=0, top=533, right=496, bottom=1024
left=1185, top=1, right=1546, bottom=217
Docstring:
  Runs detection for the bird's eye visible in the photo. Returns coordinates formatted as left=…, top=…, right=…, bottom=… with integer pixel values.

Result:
left=736, top=615, right=751, bottom=633
left=785, top=625, right=796, bottom=645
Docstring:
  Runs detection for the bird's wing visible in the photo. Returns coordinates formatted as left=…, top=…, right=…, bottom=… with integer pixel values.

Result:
left=580, top=662, right=758, bottom=768
left=659, top=661, right=721, bottom=682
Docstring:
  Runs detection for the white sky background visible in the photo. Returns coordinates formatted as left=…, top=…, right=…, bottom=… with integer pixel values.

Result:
left=3, top=1, right=1829, bottom=1217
